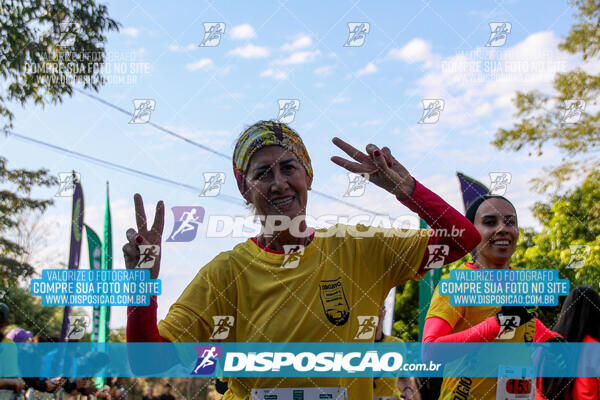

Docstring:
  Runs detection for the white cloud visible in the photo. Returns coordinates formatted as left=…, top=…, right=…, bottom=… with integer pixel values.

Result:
left=260, top=68, right=287, bottom=80
left=281, top=34, right=312, bottom=51
left=314, top=65, right=336, bottom=77
left=356, top=62, right=378, bottom=76
left=332, top=95, right=351, bottom=104
left=388, top=38, right=432, bottom=63
left=359, top=119, right=383, bottom=127
left=185, top=58, right=213, bottom=71
left=168, top=43, right=197, bottom=52
left=275, top=50, right=321, bottom=65
left=406, top=31, right=575, bottom=129
left=122, top=27, right=140, bottom=38
left=228, top=44, right=270, bottom=58
left=230, top=24, right=257, bottom=40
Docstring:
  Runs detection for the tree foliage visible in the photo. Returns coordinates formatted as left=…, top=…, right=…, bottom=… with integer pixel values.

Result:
left=0, top=156, right=63, bottom=336
left=492, top=0, right=600, bottom=193
left=0, top=0, right=119, bottom=134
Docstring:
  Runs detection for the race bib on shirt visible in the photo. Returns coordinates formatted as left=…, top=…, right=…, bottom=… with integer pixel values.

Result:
left=251, top=387, right=347, bottom=400
left=496, top=365, right=535, bottom=400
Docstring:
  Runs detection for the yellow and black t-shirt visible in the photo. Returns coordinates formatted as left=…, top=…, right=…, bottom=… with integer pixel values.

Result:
left=158, top=224, right=431, bottom=400
left=426, top=266, right=540, bottom=400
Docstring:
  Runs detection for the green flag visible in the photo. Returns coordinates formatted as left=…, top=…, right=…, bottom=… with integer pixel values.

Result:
left=84, top=225, right=102, bottom=342
left=97, top=183, right=112, bottom=387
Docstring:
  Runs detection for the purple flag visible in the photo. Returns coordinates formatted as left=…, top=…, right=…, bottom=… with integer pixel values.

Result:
left=60, top=174, right=84, bottom=341
left=457, top=172, right=489, bottom=212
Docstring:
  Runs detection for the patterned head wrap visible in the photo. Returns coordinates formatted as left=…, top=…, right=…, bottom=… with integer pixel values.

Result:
left=232, top=121, right=313, bottom=194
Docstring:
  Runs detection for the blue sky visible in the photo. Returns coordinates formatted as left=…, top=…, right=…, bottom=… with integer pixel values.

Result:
left=2, top=0, right=590, bottom=329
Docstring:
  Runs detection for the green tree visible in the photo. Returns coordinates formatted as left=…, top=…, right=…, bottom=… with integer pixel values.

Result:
left=1, top=0, right=119, bottom=134
left=0, top=156, right=62, bottom=336
left=492, top=0, right=600, bottom=193
left=393, top=281, right=420, bottom=341
left=510, top=171, right=600, bottom=325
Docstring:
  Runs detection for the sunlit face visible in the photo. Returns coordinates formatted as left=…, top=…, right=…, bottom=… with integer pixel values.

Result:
left=473, top=198, right=518, bottom=268
left=244, top=146, right=312, bottom=223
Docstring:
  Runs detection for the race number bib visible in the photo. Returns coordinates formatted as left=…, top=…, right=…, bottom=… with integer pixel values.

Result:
left=496, top=365, right=535, bottom=400
left=251, top=387, right=347, bottom=400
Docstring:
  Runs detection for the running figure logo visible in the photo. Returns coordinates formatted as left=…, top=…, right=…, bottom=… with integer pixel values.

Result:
left=276, top=99, right=300, bottom=124
left=59, top=22, right=81, bottom=47
left=56, top=172, right=80, bottom=197
left=200, top=172, right=225, bottom=197
left=344, top=23, right=370, bottom=47
left=199, top=23, right=225, bottom=47
left=419, top=99, right=445, bottom=124
left=191, top=345, right=222, bottom=375
left=130, top=99, right=156, bottom=124
left=166, top=206, right=205, bottom=242
left=354, top=316, right=378, bottom=339
left=344, top=172, right=369, bottom=197
left=282, top=245, right=305, bottom=269
left=489, top=172, right=512, bottom=195
left=567, top=244, right=590, bottom=269
left=210, top=316, right=235, bottom=340
left=424, top=245, right=449, bottom=270
left=485, top=22, right=512, bottom=47
left=497, top=315, right=520, bottom=340
left=67, top=315, right=89, bottom=340
left=136, top=245, right=160, bottom=269
left=562, top=100, right=586, bottom=124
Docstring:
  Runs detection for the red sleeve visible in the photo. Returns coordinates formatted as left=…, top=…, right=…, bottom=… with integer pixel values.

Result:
left=400, top=179, right=481, bottom=273
left=533, top=319, right=561, bottom=343
left=423, top=316, right=500, bottom=343
left=127, top=296, right=169, bottom=342
left=572, top=377, right=600, bottom=400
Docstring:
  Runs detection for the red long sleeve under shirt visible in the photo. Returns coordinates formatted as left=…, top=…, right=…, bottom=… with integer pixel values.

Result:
left=127, top=178, right=481, bottom=343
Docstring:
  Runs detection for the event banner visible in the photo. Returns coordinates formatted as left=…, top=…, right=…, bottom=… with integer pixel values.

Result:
left=1, top=342, right=598, bottom=378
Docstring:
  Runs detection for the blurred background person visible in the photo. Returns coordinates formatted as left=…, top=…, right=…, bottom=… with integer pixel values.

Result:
left=553, top=285, right=600, bottom=400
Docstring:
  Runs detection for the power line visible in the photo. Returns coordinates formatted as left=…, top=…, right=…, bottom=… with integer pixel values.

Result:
left=7, top=131, right=244, bottom=206
left=75, top=89, right=230, bottom=159
left=75, top=89, right=390, bottom=216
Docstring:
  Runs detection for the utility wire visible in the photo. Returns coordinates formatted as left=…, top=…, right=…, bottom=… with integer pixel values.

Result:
left=7, top=131, right=244, bottom=206
left=74, top=89, right=390, bottom=216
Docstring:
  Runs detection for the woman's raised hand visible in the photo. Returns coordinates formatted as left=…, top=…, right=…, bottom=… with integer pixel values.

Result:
left=331, top=137, right=416, bottom=200
left=122, top=193, right=164, bottom=279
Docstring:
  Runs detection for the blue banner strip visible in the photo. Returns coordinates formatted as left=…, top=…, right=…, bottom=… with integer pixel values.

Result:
left=2, top=342, right=599, bottom=378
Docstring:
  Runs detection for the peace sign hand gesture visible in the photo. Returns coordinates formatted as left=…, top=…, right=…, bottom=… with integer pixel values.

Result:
left=122, top=193, right=164, bottom=279
left=331, top=137, right=416, bottom=200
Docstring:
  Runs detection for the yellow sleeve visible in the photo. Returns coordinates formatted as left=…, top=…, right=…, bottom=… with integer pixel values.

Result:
left=158, top=251, right=237, bottom=343
left=425, top=285, right=463, bottom=328
left=354, top=224, right=432, bottom=286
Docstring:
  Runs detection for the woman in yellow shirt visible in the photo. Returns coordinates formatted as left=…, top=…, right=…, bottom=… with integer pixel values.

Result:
left=124, top=121, right=480, bottom=399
